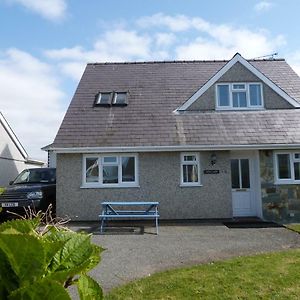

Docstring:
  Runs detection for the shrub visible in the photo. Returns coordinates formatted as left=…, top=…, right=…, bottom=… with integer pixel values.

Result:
left=0, top=210, right=104, bottom=299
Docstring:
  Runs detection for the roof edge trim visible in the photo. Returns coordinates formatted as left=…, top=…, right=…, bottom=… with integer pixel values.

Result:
left=0, top=112, right=28, bottom=159
left=46, top=144, right=300, bottom=153
left=175, top=53, right=300, bottom=111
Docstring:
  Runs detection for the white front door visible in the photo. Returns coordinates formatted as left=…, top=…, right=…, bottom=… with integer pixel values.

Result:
left=231, top=153, right=257, bottom=217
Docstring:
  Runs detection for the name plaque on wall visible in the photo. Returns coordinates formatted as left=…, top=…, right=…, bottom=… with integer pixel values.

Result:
left=203, top=170, right=220, bottom=174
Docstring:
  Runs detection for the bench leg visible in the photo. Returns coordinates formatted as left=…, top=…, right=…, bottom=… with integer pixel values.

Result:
left=100, top=217, right=105, bottom=233
left=155, top=216, right=159, bottom=235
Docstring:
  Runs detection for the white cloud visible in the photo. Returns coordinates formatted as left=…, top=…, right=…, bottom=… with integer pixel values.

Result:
left=0, top=48, right=66, bottom=159
left=155, top=32, right=176, bottom=47
left=287, top=51, right=300, bottom=76
left=44, top=14, right=287, bottom=80
left=254, top=1, right=273, bottom=12
left=45, top=29, right=154, bottom=80
left=7, top=0, right=67, bottom=20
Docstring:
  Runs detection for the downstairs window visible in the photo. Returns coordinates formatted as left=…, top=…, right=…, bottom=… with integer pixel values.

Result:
left=180, top=153, right=201, bottom=186
left=83, top=154, right=138, bottom=187
left=275, top=152, right=300, bottom=184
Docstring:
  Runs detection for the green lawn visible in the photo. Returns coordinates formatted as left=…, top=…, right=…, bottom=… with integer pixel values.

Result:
left=285, top=224, right=300, bottom=234
left=105, top=250, right=300, bottom=300
left=0, top=187, right=5, bottom=195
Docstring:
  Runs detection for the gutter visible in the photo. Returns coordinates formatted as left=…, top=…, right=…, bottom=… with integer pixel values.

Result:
left=43, top=143, right=300, bottom=154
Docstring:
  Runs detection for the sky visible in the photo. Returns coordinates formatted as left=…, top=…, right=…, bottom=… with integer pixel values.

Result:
left=1, top=0, right=300, bottom=160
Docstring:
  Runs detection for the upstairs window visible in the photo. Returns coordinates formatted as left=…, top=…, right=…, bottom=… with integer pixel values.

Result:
left=216, top=83, right=263, bottom=110
left=94, top=91, right=127, bottom=106
left=95, top=92, right=112, bottom=105
left=113, top=92, right=127, bottom=105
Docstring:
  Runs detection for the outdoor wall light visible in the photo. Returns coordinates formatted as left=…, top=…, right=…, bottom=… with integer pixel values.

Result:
left=210, top=153, right=217, bottom=166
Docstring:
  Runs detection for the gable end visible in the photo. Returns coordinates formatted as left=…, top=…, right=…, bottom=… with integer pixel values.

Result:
left=176, top=53, right=300, bottom=111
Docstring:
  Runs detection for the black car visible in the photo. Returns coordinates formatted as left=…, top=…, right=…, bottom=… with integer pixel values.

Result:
left=0, top=168, right=56, bottom=217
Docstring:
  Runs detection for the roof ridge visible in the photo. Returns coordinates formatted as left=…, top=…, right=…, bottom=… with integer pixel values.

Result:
left=87, top=58, right=285, bottom=66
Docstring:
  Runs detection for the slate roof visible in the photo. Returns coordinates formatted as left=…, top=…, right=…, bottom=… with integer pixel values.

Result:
left=51, top=58, right=300, bottom=149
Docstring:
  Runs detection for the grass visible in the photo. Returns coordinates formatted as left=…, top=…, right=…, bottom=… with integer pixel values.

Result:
left=105, top=250, right=300, bottom=300
left=0, top=187, right=4, bottom=195
left=285, top=224, right=300, bottom=233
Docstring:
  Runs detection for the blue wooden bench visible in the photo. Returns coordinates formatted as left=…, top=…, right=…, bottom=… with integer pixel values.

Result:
left=99, top=201, right=160, bottom=235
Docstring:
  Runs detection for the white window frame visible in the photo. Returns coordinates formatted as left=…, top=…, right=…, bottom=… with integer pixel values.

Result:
left=82, top=154, right=139, bottom=188
left=180, top=153, right=201, bottom=187
left=216, top=82, right=264, bottom=110
left=274, top=151, right=300, bottom=184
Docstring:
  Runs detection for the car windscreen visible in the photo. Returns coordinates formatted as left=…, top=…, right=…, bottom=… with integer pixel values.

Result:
left=13, top=169, right=56, bottom=184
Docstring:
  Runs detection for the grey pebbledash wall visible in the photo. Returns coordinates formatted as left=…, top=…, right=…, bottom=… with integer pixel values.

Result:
left=56, top=151, right=232, bottom=221
left=187, top=62, right=293, bottom=111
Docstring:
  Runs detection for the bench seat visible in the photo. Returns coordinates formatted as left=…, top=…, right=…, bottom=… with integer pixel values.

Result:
left=99, top=214, right=159, bottom=218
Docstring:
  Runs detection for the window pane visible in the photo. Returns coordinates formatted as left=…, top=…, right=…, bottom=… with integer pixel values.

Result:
left=241, top=159, right=250, bottom=188
left=86, top=158, right=99, bottom=182
left=249, top=84, right=262, bottom=106
left=114, top=92, right=127, bottom=104
left=233, top=84, right=245, bottom=90
left=218, top=85, right=229, bottom=106
left=183, top=164, right=198, bottom=183
left=231, top=159, right=240, bottom=189
left=103, top=156, right=117, bottom=163
left=277, top=154, right=291, bottom=179
left=103, top=165, right=118, bottom=183
left=184, top=155, right=197, bottom=161
left=233, top=92, right=247, bottom=107
left=122, top=157, right=135, bottom=182
left=97, top=93, right=111, bottom=104
left=294, top=162, right=300, bottom=180
left=295, top=153, right=300, bottom=159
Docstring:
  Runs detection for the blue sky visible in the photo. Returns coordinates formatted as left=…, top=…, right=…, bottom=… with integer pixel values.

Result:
left=0, top=0, right=300, bottom=159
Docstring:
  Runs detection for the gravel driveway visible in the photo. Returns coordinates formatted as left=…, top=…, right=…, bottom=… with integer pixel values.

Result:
left=69, top=222, right=300, bottom=292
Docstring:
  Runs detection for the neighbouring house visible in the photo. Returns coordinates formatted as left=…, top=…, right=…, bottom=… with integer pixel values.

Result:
left=0, top=112, right=44, bottom=186
left=44, top=53, right=300, bottom=223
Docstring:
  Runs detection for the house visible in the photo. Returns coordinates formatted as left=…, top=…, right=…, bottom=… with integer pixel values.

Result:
left=44, top=53, right=300, bottom=223
left=0, top=112, right=44, bottom=186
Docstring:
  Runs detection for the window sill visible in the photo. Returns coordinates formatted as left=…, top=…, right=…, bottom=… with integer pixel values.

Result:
left=180, top=183, right=203, bottom=188
left=274, top=180, right=300, bottom=185
left=80, top=184, right=140, bottom=189
left=216, top=107, right=265, bottom=111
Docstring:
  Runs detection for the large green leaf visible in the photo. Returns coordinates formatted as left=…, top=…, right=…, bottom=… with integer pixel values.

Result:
left=0, top=234, right=45, bottom=285
left=46, top=243, right=102, bottom=284
left=0, top=218, right=40, bottom=235
left=50, top=232, right=101, bottom=272
left=8, top=278, right=71, bottom=300
left=77, top=275, right=103, bottom=300
left=0, top=249, right=19, bottom=298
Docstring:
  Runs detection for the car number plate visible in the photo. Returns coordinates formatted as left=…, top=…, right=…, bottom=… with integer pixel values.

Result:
left=1, top=202, right=18, bottom=207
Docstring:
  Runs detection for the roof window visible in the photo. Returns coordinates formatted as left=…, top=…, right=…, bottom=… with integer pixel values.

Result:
left=94, top=91, right=127, bottom=106
left=113, top=92, right=127, bottom=105
left=95, top=92, right=112, bottom=106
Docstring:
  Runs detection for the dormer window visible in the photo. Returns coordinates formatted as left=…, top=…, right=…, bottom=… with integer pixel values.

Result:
left=95, top=92, right=112, bottom=105
left=113, top=92, right=127, bottom=105
left=216, top=83, right=263, bottom=110
left=94, top=91, right=127, bottom=106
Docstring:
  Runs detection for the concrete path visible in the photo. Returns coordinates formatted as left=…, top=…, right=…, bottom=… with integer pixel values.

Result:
left=69, top=222, right=300, bottom=292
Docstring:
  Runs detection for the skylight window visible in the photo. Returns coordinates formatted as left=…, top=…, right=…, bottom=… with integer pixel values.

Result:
left=113, top=92, right=127, bottom=105
left=95, top=92, right=112, bottom=105
left=94, top=91, right=127, bottom=106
